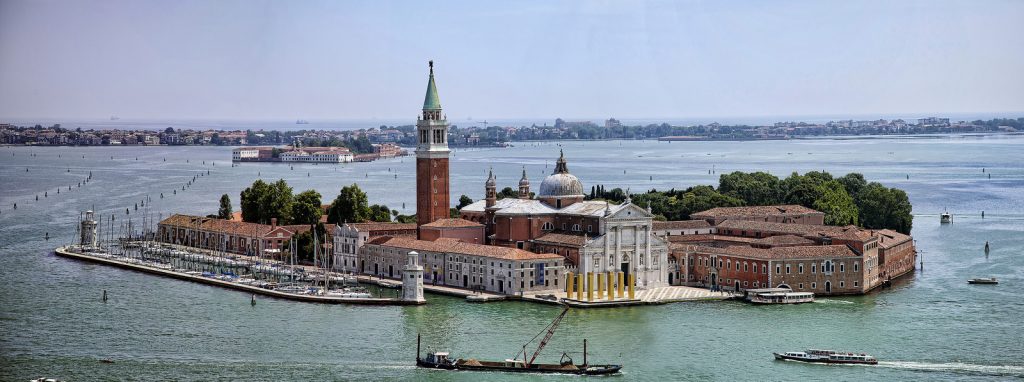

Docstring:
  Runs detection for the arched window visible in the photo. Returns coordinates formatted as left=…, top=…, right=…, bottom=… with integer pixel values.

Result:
left=572, top=224, right=581, bottom=232
left=542, top=222, right=553, bottom=231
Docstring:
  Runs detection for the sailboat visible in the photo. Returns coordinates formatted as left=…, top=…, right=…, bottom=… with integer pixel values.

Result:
left=416, top=308, right=621, bottom=375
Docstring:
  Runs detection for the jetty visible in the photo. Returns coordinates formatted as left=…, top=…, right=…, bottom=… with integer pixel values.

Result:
left=55, top=246, right=423, bottom=305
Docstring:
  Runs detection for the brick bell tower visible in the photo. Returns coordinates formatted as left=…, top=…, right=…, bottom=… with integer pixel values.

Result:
left=415, top=60, right=450, bottom=233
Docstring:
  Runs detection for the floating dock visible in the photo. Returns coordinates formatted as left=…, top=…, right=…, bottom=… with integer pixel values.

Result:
left=54, top=246, right=424, bottom=305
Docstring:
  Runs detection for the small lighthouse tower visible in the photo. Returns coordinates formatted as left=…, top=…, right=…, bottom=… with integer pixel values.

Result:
left=80, top=210, right=98, bottom=248
left=402, top=250, right=425, bottom=303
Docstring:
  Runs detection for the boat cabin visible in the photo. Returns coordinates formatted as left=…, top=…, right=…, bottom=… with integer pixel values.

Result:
left=426, top=352, right=450, bottom=364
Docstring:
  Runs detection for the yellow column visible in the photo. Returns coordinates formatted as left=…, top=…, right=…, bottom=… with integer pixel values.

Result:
left=576, top=273, right=584, bottom=300
left=566, top=271, right=574, bottom=294
left=617, top=272, right=624, bottom=298
left=607, top=272, right=614, bottom=300
left=628, top=273, right=636, bottom=300
left=586, top=272, right=594, bottom=301
left=597, top=273, right=604, bottom=300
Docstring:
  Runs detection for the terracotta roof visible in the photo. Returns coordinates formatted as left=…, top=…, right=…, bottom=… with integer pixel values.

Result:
left=691, top=244, right=858, bottom=260
left=421, top=218, right=483, bottom=228
left=693, top=205, right=822, bottom=217
left=666, top=234, right=759, bottom=244
left=159, top=214, right=272, bottom=238
left=876, top=229, right=912, bottom=249
left=534, top=232, right=589, bottom=246
left=371, top=236, right=561, bottom=261
left=653, top=220, right=711, bottom=230
left=753, top=235, right=815, bottom=246
left=345, top=222, right=418, bottom=232
left=716, top=217, right=876, bottom=240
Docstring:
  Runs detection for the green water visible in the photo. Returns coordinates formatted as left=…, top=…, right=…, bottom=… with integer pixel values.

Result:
left=2, top=135, right=1024, bottom=381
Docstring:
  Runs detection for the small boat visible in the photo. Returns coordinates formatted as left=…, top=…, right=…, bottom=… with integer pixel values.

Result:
left=417, top=308, right=621, bottom=375
left=774, top=349, right=878, bottom=365
left=940, top=212, right=952, bottom=224
left=968, top=277, right=998, bottom=285
left=745, top=288, right=814, bottom=304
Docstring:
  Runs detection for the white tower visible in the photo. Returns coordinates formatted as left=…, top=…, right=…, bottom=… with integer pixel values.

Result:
left=402, top=250, right=425, bottom=303
left=80, top=210, right=98, bottom=248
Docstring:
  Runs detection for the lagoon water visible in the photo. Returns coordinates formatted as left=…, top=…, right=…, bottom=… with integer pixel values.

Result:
left=2, top=135, right=1024, bottom=381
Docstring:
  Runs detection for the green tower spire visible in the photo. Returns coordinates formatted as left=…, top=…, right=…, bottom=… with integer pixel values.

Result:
left=423, top=60, right=442, bottom=111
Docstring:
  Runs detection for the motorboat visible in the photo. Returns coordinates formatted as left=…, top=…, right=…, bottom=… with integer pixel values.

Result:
left=968, top=277, right=998, bottom=285
left=774, top=349, right=877, bottom=365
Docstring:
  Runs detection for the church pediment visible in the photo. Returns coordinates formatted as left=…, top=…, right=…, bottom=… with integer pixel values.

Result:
left=607, top=202, right=653, bottom=220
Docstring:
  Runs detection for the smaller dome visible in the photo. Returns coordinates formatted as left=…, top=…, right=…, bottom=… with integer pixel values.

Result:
left=519, top=168, right=530, bottom=186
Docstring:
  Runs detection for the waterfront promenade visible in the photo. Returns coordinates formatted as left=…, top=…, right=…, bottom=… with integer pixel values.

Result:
left=54, top=246, right=423, bottom=305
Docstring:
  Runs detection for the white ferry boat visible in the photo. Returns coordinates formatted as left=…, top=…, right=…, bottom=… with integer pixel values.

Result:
left=744, top=288, right=815, bottom=304
left=773, top=349, right=878, bottom=365
left=940, top=212, right=952, bottom=224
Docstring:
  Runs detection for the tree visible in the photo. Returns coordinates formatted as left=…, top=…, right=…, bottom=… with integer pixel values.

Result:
left=837, top=173, right=867, bottom=200
left=292, top=190, right=323, bottom=225
left=327, top=184, right=370, bottom=224
left=239, top=179, right=293, bottom=224
left=497, top=187, right=518, bottom=199
left=457, top=195, right=474, bottom=209
left=368, top=204, right=392, bottom=222
left=239, top=179, right=269, bottom=223
left=812, top=181, right=859, bottom=226
left=395, top=214, right=417, bottom=224
left=218, top=194, right=232, bottom=219
left=857, top=183, right=913, bottom=234
left=718, top=171, right=783, bottom=206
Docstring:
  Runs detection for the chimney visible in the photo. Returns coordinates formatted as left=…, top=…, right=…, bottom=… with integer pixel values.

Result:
left=271, top=218, right=277, bottom=229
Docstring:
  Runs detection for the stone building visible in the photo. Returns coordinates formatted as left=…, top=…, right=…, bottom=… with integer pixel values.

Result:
left=460, top=151, right=670, bottom=289
left=359, top=236, right=564, bottom=295
left=332, top=222, right=417, bottom=273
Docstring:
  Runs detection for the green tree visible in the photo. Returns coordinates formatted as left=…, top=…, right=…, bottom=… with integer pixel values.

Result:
left=497, top=187, right=518, bottom=199
left=368, top=204, right=392, bottom=222
left=857, top=183, right=913, bottom=234
left=457, top=195, right=474, bottom=209
left=239, top=179, right=269, bottom=223
left=292, top=190, right=323, bottom=225
left=837, top=173, right=867, bottom=200
left=812, top=181, right=859, bottom=226
left=217, top=194, right=233, bottom=219
left=395, top=214, right=417, bottom=224
left=263, top=179, right=294, bottom=224
left=327, top=184, right=370, bottom=224
left=718, top=171, right=783, bottom=206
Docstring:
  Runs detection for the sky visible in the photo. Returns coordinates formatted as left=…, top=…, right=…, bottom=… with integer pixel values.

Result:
left=1, top=0, right=1022, bottom=122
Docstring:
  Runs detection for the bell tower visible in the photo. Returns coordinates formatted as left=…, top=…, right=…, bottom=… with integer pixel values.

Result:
left=415, top=61, right=451, bottom=231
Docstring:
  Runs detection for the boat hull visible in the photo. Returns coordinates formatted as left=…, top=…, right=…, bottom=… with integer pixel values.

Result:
left=773, top=353, right=878, bottom=365
left=417, top=359, right=621, bottom=375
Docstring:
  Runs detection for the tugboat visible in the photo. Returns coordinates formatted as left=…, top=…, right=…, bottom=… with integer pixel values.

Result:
left=416, top=308, right=622, bottom=375
left=774, top=349, right=878, bottom=365
left=968, top=277, right=998, bottom=285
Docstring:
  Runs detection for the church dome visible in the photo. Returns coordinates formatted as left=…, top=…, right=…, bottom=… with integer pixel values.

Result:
left=538, top=150, right=584, bottom=198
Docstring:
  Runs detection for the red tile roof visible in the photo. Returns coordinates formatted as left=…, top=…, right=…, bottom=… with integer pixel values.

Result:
left=653, top=220, right=711, bottom=230
left=346, top=222, right=418, bottom=233
left=421, top=218, right=483, bottom=228
left=159, top=214, right=272, bottom=238
left=370, top=236, right=561, bottom=261
left=534, top=232, right=589, bottom=246
left=693, top=205, right=822, bottom=217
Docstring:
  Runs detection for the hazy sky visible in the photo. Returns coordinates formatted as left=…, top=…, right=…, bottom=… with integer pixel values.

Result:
left=1, top=0, right=1022, bottom=121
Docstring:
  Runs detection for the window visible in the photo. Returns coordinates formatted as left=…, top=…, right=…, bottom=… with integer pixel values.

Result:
left=572, top=224, right=581, bottom=232
left=854, top=262, right=859, bottom=272
left=799, top=264, right=804, bottom=274
left=744, top=263, right=748, bottom=272
left=854, top=281, right=859, bottom=287
left=762, top=264, right=767, bottom=274
left=587, top=225, right=593, bottom=232
left=840, top=281, right=845, bottom=288
left=799, top=283, right=803, bottom=289
left=542, top=222, right=553, bottom=230
left=786, top=265, right=791, bottom=274
left=776, top=265, right=781, bottom=274
left=812, top=263, right=816, bottom=274
left=840, top=263, right=845, bottom=273
left=812, top=282, right=816, bottom=289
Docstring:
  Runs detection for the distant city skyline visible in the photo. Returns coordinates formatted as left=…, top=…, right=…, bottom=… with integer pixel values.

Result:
left=1, top=0, right=1022, bottom=121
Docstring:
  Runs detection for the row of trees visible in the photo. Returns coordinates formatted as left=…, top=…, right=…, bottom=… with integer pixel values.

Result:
left=589, top=171, right=913, bottom=234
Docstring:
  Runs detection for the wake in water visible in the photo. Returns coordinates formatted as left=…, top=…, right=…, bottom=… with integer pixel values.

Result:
left=877, top=361, right=1024, bottom=377
left=812, top=299, right=854, bottom=304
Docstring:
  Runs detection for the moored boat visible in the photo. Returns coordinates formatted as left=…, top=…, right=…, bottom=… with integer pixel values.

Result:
left=968, top=277, right=998, bottom=285
left=745, top=288, right=814, bottom=304
left=773, top=349, right=878, bottom=365
left=416, top=308, right=622, bottom=375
